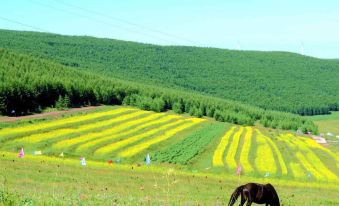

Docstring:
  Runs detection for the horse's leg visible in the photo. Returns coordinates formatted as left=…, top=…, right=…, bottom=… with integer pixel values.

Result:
left=238, top=195, right=246, bottom=206
left=245, top=193, right=252, bottom=206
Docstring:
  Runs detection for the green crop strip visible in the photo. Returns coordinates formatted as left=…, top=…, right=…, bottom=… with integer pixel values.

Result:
left=154, top=123, right=226, bottom=165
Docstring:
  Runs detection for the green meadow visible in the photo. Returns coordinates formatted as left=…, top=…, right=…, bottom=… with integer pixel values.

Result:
left=0, top=152, right=338, bottom=206
left=309, top=112, right=339, bottom=135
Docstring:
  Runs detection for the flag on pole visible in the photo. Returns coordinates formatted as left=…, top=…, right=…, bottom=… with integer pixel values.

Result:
left=34, top=151, right=42, bottom=155
left=236, top=164, right=242, bottom=186
left=18, top=148, right=25, bottom=158
left=107, top=160, right=113, bottom=164
left=145, top=153, right=151, bottom=166
left=80, top=157, right=86, bottom=166
left=59, top=152, right=64, bottom=157
left=236, top=164, right=242, bottom=176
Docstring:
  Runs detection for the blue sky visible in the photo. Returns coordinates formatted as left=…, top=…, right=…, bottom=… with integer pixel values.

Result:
left=0, top=0, right=338, bottom=58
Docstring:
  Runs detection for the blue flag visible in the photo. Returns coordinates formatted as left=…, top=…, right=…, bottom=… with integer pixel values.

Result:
left=145, top=153, right=151, bottom=166
left=80, top=157, right=86, bottom=166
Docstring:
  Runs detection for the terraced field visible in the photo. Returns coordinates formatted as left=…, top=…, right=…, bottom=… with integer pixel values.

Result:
left=0, top=106, right=337, bottom=183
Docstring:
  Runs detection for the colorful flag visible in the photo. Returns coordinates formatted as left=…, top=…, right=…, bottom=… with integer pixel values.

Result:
left=80, top=157, right=86, bottom=166
left=59, top=152, right=64, bottom=157
left=18, top=148, right=24, bottom=158
left=236, top=164, right=242, bottom=175
left=145, top=153, right=151, bottom=166
left=107, top=160, right=113, bottom=164
left=34, top=151, right=42, bottom=155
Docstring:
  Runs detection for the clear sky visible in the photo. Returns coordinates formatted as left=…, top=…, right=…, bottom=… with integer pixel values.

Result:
left=0, top=0, right=338, bottom=59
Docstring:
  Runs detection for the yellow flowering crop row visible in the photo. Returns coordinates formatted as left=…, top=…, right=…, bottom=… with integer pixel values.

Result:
left=257, top=130, right=287, bottom=175
left=289, top=162, right=305, bottom=179
left=51, top=111, right=160, bottom=150
left=75, top=114, right=180, bottom=152
left=303, top=150, right=337, bottom=180
left=13, top=128, right=74, bottom=144
left=94, top=119, right=190, bottom=156
left=280, top=135, right=298, bottom=149
left=212, top=126, right=236, bottom=167
left=298, top=135, right=339, bottom=167
left=279, top=133, right=337, bottom=180
left=225, top=127, right=244, bottom=170
left=119, top=118, right=205, bottom=157
left=254, top=129, right=277, bottom=174
left=295, top=152, right=325, bottom=180
left=16, top=110, right=147, bottom=143
left=287, top=134, right=337, bottom=180
left=0, top=107, right=133, bottom=138
left=239, top=127, right=254, bottom=173
left=277, top=135, right=308, bottom=179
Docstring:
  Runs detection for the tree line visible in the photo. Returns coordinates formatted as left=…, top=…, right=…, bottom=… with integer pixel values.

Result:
left=0, top=49, right=317, bottom=133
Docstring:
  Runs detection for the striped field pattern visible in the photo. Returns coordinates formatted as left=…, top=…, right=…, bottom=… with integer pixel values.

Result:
left=0, top=106, right=204, bottom=161
left=0, top=106, right=337, bottom=182
left=211, top=125, right=338, bottom=181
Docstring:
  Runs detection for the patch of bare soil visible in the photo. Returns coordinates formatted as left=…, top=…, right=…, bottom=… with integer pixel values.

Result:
left=0, top=106, right=105, bottom=123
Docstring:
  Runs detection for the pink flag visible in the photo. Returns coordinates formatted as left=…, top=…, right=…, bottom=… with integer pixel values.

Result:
left=18, top=148, right=25, bottom=158
left=236, top=164, right=242, bottom=175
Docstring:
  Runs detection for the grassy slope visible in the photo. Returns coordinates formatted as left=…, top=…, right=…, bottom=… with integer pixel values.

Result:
left=0, top=152, right=338, bottom=205
left=308, top=112, right=339, bottom=149
left=307, top=111, right=339, bottom=121
left=1, top=29, right=339, bottom=114
left=308, top=112, right=339, bottom=134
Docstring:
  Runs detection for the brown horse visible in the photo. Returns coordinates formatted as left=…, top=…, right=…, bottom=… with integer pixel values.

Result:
left=228, top=183, right=280, bottom=206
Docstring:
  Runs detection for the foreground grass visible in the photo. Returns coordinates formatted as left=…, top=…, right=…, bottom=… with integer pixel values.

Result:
left=0, top=152, right=338, bottom=205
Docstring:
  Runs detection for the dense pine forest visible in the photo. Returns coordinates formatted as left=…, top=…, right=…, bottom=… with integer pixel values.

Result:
left=0, top=30, right=338, bottom=116
left=0, top=49, right=316, bottom=132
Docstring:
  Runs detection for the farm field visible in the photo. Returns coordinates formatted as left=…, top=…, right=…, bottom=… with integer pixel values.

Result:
left=0, top=106, right=337, bottom=182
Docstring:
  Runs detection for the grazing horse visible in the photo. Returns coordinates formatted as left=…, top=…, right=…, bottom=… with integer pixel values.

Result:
left=228, top=183, right=280, bottom=206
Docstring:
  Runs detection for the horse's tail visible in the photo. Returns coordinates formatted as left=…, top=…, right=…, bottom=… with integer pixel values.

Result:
left=228, top=185, right=243, bottom=206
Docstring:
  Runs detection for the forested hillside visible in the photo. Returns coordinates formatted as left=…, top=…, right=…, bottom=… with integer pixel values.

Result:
left=0, top=49, right=316, bottom=132
left=0, top=29, right=338, bottom=115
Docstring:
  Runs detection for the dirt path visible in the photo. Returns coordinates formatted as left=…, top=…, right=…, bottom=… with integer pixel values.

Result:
left=0, top=106, right=105, bottom=123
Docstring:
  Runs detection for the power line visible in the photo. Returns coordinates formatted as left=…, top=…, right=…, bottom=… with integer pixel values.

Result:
left=0, top=16, right=50, bottom=33
left=52, top=0, right=202, bottom=46
left=27, top=0, right=180, bottom=45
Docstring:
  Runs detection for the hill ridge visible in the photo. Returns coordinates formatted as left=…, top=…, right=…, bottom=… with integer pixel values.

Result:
left=1, top=29, right=338, bottom=116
